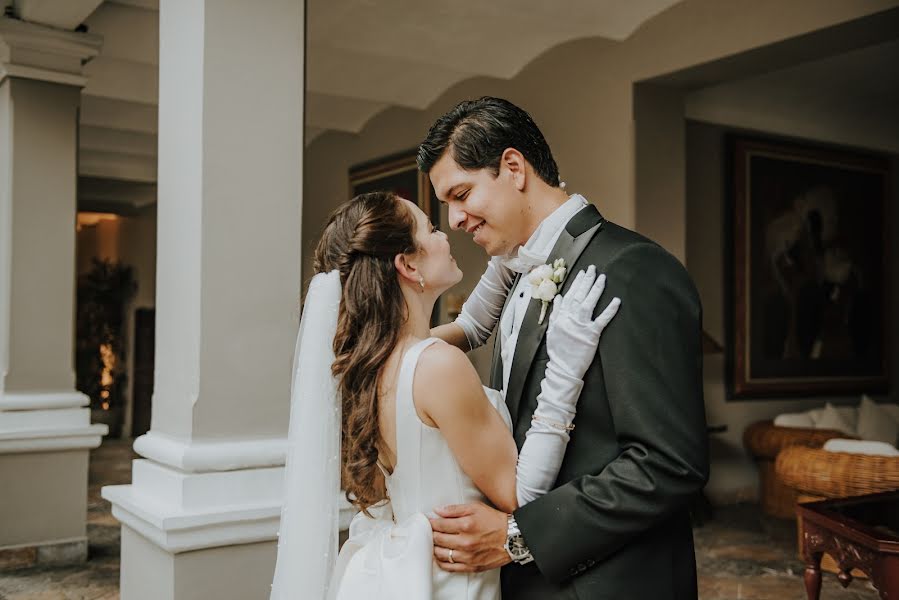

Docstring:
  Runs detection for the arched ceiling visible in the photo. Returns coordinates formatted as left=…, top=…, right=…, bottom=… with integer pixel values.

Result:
left=2, top=0, right=681, bottom=196
left=305, top=0, right=682, bottom=141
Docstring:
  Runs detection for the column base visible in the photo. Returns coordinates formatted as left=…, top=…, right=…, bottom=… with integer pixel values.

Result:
left=0, top=449, right=91, bottom=550
left=102, top=432, right=289, bottom=554
left=102, top=464, right=285, bottom=554
left=0, top=391, right=108, bottom=551
left=104, top=434, right=284, bottom=600
left=103, top=432, right=357, bottom=598
left=0, top=391, right=108, bottom=453
left=120, top=525, right=276, bottom=600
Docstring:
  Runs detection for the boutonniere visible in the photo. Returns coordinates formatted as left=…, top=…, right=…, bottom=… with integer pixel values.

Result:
left=528, top=258, right=567, bottom=324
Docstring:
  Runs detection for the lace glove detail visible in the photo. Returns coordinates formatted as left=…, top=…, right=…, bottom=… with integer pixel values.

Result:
left=516, top=266, right=620, bottom=506
left=454, top=257, right=516, bottom=351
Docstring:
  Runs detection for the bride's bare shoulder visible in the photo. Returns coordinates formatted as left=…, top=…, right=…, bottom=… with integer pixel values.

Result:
left=413, top=341, right=484, bottom=413
left=417, top=341, right=478, bottom=380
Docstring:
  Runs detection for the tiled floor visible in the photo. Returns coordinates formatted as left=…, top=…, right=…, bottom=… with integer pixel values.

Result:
left=0, top=440, right=882, bottom=599
left=694, top=503, right=878, bottom=599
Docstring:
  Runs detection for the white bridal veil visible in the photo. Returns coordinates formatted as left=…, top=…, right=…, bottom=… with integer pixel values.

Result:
left=270, top=270, right=342, bottom=599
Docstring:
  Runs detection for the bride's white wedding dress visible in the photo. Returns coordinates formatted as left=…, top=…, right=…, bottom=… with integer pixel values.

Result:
left=332, top=337, right=503, bottom=600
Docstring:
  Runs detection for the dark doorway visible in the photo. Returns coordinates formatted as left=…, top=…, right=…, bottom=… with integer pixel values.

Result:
left=131, top=308, right=155, bottom=438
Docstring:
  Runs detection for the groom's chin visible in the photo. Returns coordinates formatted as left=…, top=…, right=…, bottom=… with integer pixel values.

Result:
left=482, top=238, right=513, bottom=257
left=480, top=242, right=499, bottom=255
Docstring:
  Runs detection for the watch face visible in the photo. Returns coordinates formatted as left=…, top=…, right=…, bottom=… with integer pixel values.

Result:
left=508, top=536, right=528, bottom=559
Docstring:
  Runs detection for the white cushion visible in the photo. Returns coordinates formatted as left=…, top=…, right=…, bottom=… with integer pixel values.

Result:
left=812, top=403, right=856, bottom=435
left=856, top=395, right=899, bottom=445
left=834, top=406, right=859, bottom=432
left=774, top=412, right=815, bottom=428
left=809, top=405, right=859, bottom=430
left=807, top=407, right=826, bottom=424
left=823, top=438, right=899, bottom=457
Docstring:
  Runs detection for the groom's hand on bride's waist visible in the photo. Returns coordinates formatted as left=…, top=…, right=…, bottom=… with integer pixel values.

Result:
left=429, top=502, right=512, bottom=572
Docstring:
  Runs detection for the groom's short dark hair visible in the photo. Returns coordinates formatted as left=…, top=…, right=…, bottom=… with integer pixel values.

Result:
left=417, top=97, right=560, bottom=187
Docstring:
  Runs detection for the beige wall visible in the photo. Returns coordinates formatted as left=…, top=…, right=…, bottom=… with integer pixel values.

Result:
left=634, top=84, right=687, bottom=262
left=304, top=0, right=898, bottom=304
left=304, top=0, right=899, bottom=501
left=305, top=0, right=899, bottom=279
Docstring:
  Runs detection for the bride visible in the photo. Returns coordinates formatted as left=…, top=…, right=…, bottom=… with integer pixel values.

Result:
left=270, top=191, right=619, bottom=599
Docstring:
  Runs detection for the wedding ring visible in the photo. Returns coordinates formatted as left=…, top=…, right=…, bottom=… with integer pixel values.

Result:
left=448, top=549, right=455, bottom=564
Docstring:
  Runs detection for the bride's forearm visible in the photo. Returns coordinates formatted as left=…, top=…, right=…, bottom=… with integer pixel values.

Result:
left=515, top=362, right=584, bottom=506
left=437, top=257, right=514, bottom=352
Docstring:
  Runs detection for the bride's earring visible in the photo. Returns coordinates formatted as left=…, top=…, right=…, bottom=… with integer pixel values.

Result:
left=418, top=276, right=425, bottom=292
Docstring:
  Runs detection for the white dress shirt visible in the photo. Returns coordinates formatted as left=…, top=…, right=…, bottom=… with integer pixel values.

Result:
left=499, top=194, right=588, bottom=392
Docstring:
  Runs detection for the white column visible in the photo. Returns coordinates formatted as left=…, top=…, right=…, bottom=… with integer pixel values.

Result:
left=101, top=2, right=313, bottom=598
left=0, top=17, right=106, bottom=566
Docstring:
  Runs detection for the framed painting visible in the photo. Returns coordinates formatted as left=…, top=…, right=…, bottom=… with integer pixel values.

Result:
left=349, top=150, right=439, bottom=227
left=730, top=136, right=890, bottom=398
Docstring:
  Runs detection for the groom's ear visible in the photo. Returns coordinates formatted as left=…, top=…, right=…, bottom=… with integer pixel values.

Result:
left=394, top=253, right=419, bottom=285
left=500, top=148, right=527, bottom=192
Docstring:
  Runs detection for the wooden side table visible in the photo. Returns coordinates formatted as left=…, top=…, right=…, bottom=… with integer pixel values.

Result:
left=798, top=491, right=899, bottom=599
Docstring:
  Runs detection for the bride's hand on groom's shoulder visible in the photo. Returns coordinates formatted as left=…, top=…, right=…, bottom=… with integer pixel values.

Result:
left=546, top=265, right=621, bottom=380
left=429, top=502, right=511, bottom=572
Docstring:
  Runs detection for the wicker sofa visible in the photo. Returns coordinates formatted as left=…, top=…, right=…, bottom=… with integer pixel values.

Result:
left=743, top=420, right=847, bottom=518
left=775, top=445, right=899, bottom=576
left=775, top=445, right=899, bottom=503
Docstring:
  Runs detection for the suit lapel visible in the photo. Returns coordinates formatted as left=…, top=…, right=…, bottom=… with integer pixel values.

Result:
left=490, top=272, right=521, bottom=390
left=504, top=204, right=605, bottom=422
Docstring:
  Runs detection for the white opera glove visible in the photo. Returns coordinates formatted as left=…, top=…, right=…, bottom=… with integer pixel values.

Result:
left=545, top=266, right=620, bottom=381
left=516, top=266, right=620, bottom=506
left=454, top=257, right=516, bottom=351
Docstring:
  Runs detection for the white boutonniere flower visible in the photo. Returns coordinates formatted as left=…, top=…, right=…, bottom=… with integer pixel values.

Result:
left=528, top=258, right=567, bottom=324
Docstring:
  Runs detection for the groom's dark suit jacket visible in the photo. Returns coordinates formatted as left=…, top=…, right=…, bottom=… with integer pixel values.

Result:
left=495, top=204, right=708, bottom=600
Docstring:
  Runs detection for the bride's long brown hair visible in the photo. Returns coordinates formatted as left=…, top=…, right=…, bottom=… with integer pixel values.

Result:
left=313, top=191, right=418, bottom=513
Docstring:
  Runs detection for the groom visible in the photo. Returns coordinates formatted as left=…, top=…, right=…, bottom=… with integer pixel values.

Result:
left=418, top=97, right=709, bottom=599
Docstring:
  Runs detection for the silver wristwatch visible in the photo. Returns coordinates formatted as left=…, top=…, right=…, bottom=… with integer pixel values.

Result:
left=506, top=514, right=534, bottom=565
